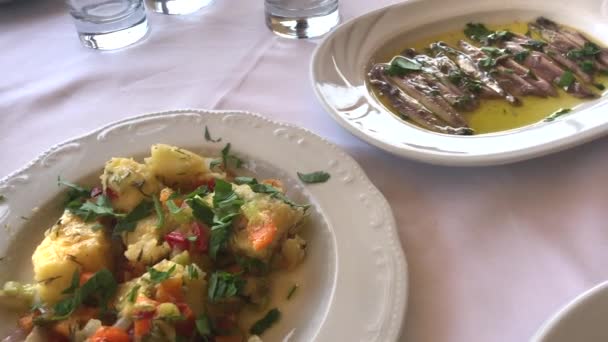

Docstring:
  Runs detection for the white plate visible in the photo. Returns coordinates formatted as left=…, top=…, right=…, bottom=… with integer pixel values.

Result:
left=0, top=110, right=407, bottom=342
left=533, top=281, right=608, bottom=342
left=311, top=0, right=608, bottom=166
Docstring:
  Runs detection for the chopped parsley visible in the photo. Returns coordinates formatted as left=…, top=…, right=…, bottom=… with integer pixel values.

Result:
left=250, top=308, right=281, bottom=335
left=204, top=126, right=222, bottom=143
left=385, top=56, right=422, bottom=76
left=578, top=60, right=594, bottom=73
left=557, top=71, right=575, bottom=89
left=478, top=57, right=497, bottom=69
left=153, top=195, right=164, bottom=229
left=127, top=284, right=141, bottom=303
left=208, top=271, right=245, bottom=303
left=463, top=23, right=512, bottom=44
left=464, top=23, right=492, bottom=42
left=42, top=269, right=117, bottom=321
left=545, top=108, right=572, bottom=122
left=208, top=179, right=244, bottom=259
left=514, top=50, right=530, bottom=63
left=249, top=182, right=309, bottom=209
left=195, top=314, right=212, bottom=336
left=287, top=284, right=298, bottom=300
left=113, top=200, right=154, bottom=235
left=210, top=143, right=244, bottom=171
left=521, top=40, right=546, bottom=51
left=297, top=171, right=331, bottom=184
left=186, top=264, right=199, bottom=279
left=593, top=83, right=606, bottom=91
left=187, top=197, right=214, bottom=226
left=147, top=265, right=176, bottom=284
left=567, top=42, right=601, bottom=59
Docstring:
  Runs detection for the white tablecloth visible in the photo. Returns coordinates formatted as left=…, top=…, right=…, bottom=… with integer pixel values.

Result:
left=3, top=0, right=608, bottom=341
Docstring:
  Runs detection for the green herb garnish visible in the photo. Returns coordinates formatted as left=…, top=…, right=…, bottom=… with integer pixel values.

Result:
left=187, top=197, right=214, bottom=226
left=234, top=176, right=257, bottom=185
left=46, top=269, right=117, bottom=321
left=514, top=50, right=530, bottom=63
left=208, top=179, right=244, bottom=259
left=147, top=265, right=176, bottom=284
left=521, top=40, right=546, bottom=51
left=208, top=271, right=245, bottom=303
left=578, top=60, right=594, bottom=73
left=250, top=308, right=281, bottom=335
left=385, top=56, right=422, bottom=76
left=557, top=71, right=575, bottom=89
left=153, top=195, right=164, bottom=229
left=195, top=314, right=212, bottom=336
left=297, top=171, right=331, bottom=184
left=545, top=108, right=572, bottom=122
left=186, top=264, right=199, bottom=279
left=464, top=23, right=492, bottom=42
left=249, top=182, right=309, bottom=209
left=127, top=284, right=141, bottom=303
left=594, top=83, right=606, bottom=90
left=113, top=200, right=154, bottom=235
left=567, top=42, right=601, bottom=60
left=287, top=284, right=298, bottom=300
left=204, top=126, right=221, bottom=143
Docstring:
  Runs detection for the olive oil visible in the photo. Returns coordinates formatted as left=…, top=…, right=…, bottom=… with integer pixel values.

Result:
left=371, top=22, right=608, bottom=135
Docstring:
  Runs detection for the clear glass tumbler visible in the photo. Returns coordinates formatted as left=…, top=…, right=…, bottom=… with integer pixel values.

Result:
left=67, top=0, right=149, bottom=50
left=265, top=0, right=339, bottom=39
left=149, top=0, right=213, bottom=15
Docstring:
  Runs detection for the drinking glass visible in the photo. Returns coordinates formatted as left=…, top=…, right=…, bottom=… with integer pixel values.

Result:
left=265, top=0, right=339, bottom=39
left=67, top=0, right=149, bottom=50
left=149, top=0, right=213, bottom=15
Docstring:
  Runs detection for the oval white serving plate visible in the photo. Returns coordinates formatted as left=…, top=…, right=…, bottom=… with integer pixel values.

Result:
left=311, top=0, right=608, bottom=166
left=0, top=110, right=407, bottom=341
left=532, top=281, right=608, bottom=342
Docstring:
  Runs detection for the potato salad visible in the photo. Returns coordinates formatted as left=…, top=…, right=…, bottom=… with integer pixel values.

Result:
left=0, top=144, right=310, bottom=342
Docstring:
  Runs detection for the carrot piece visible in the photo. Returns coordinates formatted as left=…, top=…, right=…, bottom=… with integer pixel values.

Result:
left=159, top=188, right=173, bottom=203
left=17, top=313, right=34, bottom=333
left=248, top=219, right=278, bottom=251
left=156, top=277, right=184, bottom=303
left=134, top=318, right=152, bottom=338
left=90, top=326, right=130, bottom=342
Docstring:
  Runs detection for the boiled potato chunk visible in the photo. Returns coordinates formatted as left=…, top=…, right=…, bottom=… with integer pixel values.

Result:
left=122, top=215, right=170, bottom=266
left=101, top=158, right=160, bottom=212
left=145, top=144, right=210, bottom=189
left=231, top=184, right=305, bottom=261
left=32, top=211, right=112, bottom=304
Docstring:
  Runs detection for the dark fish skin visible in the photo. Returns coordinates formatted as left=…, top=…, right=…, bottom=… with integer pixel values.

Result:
left=494, top=66, right=546, bottom=97
left=501, top=58, right=557, bottom=96
left=528, top=24, right=596, bottom=82
left=533, top=17, right=608, bottom=69
left=544, top=45, right=593, bottom=83
left=406, top=52, right=479, bottom=111
left=504, top=41, right=596, bottom=98
left=368, top=65, right=474, bottom=135
left=430, top=53, right=502, bottom=100
left=455, top=41, right=521, bottom=104
left=392, top=73, right=469, bottom=128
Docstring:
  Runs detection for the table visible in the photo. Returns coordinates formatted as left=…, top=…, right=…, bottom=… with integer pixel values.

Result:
left=3, top=0, right=608, bottom=341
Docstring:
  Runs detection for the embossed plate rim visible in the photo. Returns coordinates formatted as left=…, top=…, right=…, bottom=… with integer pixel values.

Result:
left=0, top=109, right=408, bottom=342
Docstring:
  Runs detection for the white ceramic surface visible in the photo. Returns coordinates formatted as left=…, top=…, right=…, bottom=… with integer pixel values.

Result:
left=0, top=110, right=407, bottom=341
left=533, top=281, right=608, bottom=342
left=311, top=0, right=608, bottom=166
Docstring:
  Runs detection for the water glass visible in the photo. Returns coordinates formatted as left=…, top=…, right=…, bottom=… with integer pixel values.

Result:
left=67, top=0, right=149, bottom=50
left=149, top=0, right=213, bottom=15
left=265, top=0, right=339, bottom=39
